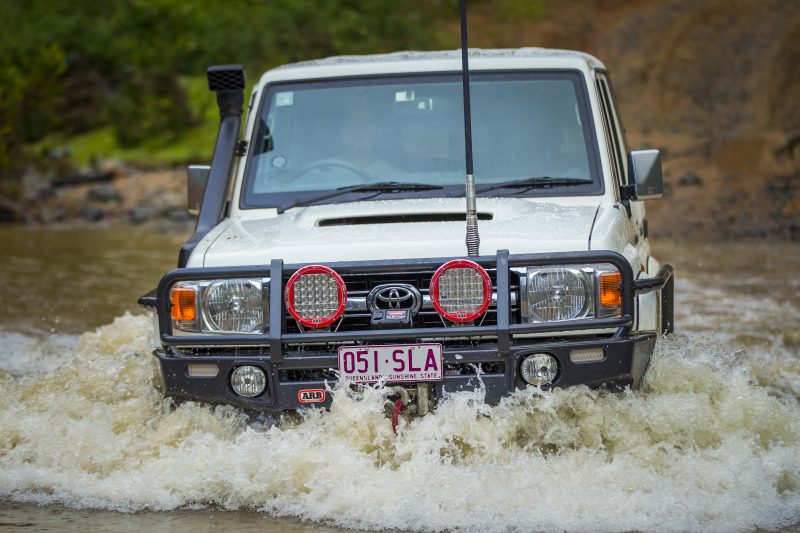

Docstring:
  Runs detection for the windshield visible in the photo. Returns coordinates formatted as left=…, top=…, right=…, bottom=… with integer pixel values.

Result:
left=242, top=71, right=601, bottom=208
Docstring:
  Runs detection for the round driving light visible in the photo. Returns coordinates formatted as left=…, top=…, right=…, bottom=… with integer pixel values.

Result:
left=520, top=353, right=559, bottom=386
left=527, top=268, right=589, bottom=322
left=205, top=279, right=263, bottom=333
left=231, top=365, right=266, bottom=397
left=430, top=260, right=493, bottom=323
left=285, top=265, right=347, bottom=328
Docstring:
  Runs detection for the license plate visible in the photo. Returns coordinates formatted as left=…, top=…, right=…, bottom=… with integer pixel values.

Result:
left=337, top=343, right=443, bottom=383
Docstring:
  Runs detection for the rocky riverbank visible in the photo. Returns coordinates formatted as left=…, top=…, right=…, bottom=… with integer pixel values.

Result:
left=20, top=162, right=193, bottom=231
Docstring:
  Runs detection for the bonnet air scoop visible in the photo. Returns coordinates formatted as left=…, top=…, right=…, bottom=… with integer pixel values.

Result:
left=317, top=212, right=493, bottom=227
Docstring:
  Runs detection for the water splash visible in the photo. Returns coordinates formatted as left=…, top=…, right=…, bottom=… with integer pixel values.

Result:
left=0, top=313, right=798, bottom=532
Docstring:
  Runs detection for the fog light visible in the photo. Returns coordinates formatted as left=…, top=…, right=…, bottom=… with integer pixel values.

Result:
left=570, top=347, right=604, bottom=363
left=231, top=365, right=266, bottom=397
left=520, top=353, right=559, bottom=386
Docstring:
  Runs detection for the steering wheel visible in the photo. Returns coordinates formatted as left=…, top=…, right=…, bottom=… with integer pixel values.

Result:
left=285, top=158, right=373, bottom=184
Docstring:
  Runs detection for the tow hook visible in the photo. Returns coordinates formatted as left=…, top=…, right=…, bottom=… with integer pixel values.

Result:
left=383, top=384, right=433, bottom=434
left=384, top=386, right=409, bottom=434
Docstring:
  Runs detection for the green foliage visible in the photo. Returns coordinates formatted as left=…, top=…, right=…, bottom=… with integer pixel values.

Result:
left=496, top=0, right=544, bottom=21
left=255, top=0, right=457, bottom=63
left=47, top=122, right=217, bottom=168
left=107, top=74, right=198, bottom=147
left=0, top=43, right=66, bottom=194
left=32, top=76, right=222, bottom=168
left=0, top=0, right=541, bottom=195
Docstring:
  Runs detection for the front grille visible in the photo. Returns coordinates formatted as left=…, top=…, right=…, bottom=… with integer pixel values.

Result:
left=283, top=267, right=520, bottom=335
left=176, top=346, right=269, bottom=357
left=281, top=368, right=338, bottom=382
left=444, top=361, right=505, bottom=376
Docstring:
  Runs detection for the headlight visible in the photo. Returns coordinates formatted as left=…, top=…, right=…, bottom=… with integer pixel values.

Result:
left=524, top=264, right=621, bottom=323
left=170, top=278, right=267, bottom=334
left=527, top=267, right=589, bottom=321
left=204, top=279, right=263, bottom=333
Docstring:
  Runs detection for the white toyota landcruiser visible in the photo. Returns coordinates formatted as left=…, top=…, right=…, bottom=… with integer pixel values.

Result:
left=140, top=49, right=674, bottom=416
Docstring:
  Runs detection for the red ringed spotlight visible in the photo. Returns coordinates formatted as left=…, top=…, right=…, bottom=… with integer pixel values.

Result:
left=285, top=265, right=347, bottom=328
left=429, top=259, right=492, bottom=323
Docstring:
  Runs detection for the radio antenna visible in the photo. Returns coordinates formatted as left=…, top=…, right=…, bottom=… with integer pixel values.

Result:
left=460, top=0, right=480, bottom=257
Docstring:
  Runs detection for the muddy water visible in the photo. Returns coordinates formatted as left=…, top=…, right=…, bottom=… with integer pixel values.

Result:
left=0, top=227, right=798, bottom=532
left=0, top=226, right=186, bottom=335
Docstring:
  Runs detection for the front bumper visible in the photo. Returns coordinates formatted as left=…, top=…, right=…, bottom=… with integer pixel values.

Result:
left=156, top=332, right=657, bottom=412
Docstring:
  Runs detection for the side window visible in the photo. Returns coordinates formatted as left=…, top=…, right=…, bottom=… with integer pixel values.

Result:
left=596, top=73, right=629, bottom=184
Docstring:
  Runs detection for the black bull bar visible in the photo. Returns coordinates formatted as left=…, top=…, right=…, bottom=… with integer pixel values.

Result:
left=148, top=250, right=674, bottom=410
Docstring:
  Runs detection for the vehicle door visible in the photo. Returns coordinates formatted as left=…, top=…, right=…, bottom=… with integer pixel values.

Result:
left=594, top=70, right=651, bottom=271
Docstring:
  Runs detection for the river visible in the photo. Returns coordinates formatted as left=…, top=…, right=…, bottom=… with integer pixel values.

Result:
left=0, top=226, right=798, bottom=532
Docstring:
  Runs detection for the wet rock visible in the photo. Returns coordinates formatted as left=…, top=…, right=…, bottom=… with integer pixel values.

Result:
left=25, top=187, right=56, bottom=201
left=87, top=184, right=124, bottom=203
left=38, top=206, right=66, bottom=224
left=128, top=204, right=161, bottom=224
left=788, top=223, right=800, bottom=241
left=765, top=173, right=793, bottom=196
left=129, top=188, right=185, bottom=223
left=678, top=172, right=703, bottom=186
left=82, top=206, right=105, bottom=222
left=53, top=170, right=114, bottom=188
left=166, top=209, right=190, bottom=222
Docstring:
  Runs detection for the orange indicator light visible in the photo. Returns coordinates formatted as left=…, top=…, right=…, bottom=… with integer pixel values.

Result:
left=171, top=287, right=197, bottom=321
left=599, top=272, right=622, bottom=307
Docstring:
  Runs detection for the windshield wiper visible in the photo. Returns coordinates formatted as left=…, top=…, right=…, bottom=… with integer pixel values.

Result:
left=276, top=182, right=443, bottom=214
left=477, top=176, right=593, bottom=195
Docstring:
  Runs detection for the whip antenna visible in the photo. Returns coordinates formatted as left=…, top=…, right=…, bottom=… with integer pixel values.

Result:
left=459, top=0, right=480, bottom=257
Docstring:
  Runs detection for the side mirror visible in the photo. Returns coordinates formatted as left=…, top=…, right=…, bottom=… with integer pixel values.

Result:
left=625, top=149, right=663, bottom=200
left=187, top=164, right=211, bottom=215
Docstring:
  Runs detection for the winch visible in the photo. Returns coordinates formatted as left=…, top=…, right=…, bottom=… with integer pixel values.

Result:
left=384, top=384, right=434, bottom=433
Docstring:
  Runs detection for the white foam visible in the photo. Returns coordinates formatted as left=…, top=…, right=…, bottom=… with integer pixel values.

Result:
left=0, top=330, right=79, bottom=377
left=0, top=314, right=798, bottom=532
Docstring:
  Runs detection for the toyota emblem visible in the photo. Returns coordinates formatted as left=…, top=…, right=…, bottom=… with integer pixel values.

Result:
left=366, top=284, right=422, bottom=315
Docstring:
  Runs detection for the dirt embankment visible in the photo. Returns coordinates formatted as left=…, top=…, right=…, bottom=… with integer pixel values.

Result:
left=471, top=0, right=800, bottom=239
left=17, top=0, right=800, bottom=239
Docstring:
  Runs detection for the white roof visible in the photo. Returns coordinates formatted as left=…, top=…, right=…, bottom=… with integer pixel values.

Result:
left=257, top=48, right=606, bottom=86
